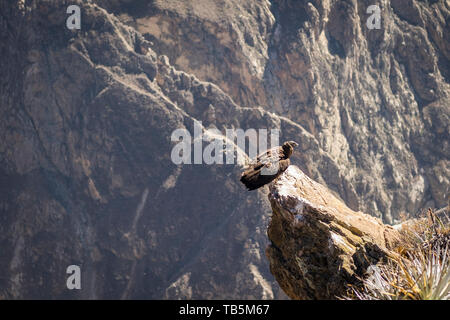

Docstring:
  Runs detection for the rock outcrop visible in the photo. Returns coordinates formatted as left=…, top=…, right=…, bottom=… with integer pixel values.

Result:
left=266, top=165, right=401, bottom=299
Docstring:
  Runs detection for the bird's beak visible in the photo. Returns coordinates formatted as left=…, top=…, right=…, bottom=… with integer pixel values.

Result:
left=291, top=141, right=299, bottom=147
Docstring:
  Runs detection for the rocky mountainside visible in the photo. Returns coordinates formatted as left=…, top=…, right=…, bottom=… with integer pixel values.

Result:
left=115, top=0, right=449, bottom=222
left=0, top=0, right=448, bottom=299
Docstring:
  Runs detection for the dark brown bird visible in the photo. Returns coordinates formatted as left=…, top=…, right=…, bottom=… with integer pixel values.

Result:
left=240, top=141, right=298, bottom=190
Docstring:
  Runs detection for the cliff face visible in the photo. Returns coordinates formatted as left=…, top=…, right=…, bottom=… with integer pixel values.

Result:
left=0, top=0, right=287, bottom=299
left=117, top=0, right=449, bottom=223
left=0, top=0, right=448, bottom=299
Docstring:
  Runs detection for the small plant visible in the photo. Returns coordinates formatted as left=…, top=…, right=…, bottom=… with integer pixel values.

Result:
left=345, top=208, right=450, bottom=300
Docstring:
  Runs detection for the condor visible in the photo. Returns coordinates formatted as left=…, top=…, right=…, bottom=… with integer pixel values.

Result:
left=240, top=141, right=298, bottom=191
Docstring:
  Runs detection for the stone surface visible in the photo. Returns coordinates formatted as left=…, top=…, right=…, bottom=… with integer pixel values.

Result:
left=266, top=165, right=401, bottom=299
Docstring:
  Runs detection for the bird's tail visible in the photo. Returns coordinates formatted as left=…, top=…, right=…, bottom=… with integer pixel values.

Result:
left=240, top=170, right=260, bottom=190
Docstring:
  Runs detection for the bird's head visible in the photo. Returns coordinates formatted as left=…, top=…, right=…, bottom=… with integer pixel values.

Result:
left=284, top=141, right=299, bottom=149
left=282, top=141, right=298, bottom=158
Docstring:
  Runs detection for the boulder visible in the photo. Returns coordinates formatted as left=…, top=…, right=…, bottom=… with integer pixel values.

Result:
left=266, top=165, right=401, bottom=299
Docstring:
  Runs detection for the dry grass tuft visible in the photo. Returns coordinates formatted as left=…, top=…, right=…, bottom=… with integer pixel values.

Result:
left=343, top=207, right=450, bottom=300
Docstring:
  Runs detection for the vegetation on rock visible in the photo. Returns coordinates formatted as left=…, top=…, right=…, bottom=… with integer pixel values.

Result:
left=345, top=208, right=450, bottom=300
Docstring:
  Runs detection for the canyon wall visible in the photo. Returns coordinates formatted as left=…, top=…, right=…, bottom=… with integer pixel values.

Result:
left=0, top=0, right=448, bottom=298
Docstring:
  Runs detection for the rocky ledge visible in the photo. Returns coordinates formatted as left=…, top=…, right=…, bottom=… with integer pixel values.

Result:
left=266, top=166, right=401, bottom=299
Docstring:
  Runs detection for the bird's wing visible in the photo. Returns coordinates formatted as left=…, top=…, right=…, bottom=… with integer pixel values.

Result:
left=259, top=153, right=290, bottom=176
left=243, top=146, right=284, bottom=177
left=252, top=146, right=283, bottom=165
